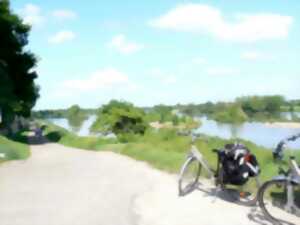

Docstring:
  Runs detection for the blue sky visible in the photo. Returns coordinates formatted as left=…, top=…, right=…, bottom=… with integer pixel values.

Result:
left=10, top=0, right=300, bottom=109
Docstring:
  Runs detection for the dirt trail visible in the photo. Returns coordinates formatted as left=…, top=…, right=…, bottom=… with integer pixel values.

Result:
left=0, top=140, right=298, bottom=225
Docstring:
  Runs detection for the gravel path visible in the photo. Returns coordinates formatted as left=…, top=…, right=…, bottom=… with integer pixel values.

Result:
left=0, top=140, right=298, bottom=225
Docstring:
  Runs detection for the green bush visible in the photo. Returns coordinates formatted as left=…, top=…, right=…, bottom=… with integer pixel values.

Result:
left=212, top=104, right=248, bottom=123
left=91, top=100, right=148, bottom=136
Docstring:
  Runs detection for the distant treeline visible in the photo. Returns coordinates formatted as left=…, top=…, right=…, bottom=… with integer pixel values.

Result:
left=177, top=95, right=300, bottom=123
left=32, top=107, right=98, bottom=119
left=33, top=95, right=300, bottom=124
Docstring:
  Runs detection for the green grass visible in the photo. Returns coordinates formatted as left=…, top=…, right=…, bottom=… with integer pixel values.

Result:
left=295, top=106, right=300, bottom=112
left=0, top=133, right=30, bottom=162
left=42, top=120, right=300, bottom=182
left=42, top=121, right=117, bottom=150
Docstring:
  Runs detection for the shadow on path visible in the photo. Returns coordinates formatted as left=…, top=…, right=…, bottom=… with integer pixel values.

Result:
left=182, top=181, right=255, bottom=205
left=247, top=207, right=296, bottom=225
left=27, top=135, right=51, bottom=145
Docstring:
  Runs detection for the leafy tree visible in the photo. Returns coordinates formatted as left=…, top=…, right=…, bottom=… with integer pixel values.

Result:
left=212, top=104, right=248, bottom=123
left=172, top=115, right=179, bottom=126
left=91, top=100, right=148, bottom=136
left=237, top=95, right=285, bottom=114
left=66, top=105, right=87, bottom=132
left=0, top=0, right=39, bottom=127
left=264, top=95, right=285, bottom=113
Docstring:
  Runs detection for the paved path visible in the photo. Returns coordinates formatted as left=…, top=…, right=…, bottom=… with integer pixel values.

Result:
left=0, top=140, right=298, bottom=225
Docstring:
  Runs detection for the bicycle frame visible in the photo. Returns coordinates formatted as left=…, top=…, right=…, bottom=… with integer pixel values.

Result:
left=271, top=157, right=300, bottom=215
left=290, top=158, right=300, bottom=183
left=187, top=144, right=215, bottom=179
left=273, top=158, right=300, bottom=184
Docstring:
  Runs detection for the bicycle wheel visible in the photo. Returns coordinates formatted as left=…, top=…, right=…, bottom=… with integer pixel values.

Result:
left=236, top=176, right=260, bottom=206
left=178, top=157, right=202, bottom=196
left=217, top=169, right=260, bottom=206
left=258, top=180, right=300, bottom=223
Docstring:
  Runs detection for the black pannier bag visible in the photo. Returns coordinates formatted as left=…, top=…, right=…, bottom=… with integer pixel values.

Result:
left=219, top=143, right=260, bottom=186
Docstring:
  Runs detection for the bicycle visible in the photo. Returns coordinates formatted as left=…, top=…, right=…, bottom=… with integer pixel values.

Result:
left=178, top=132, right=260, bottom=206
left=257, top=134, right=300, bottom=224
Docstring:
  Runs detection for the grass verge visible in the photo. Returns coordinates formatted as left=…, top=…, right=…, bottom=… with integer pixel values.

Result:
left=43, top=121, right=117, bottom=150
left=0, top=132, right=30, bottom=162
left=42, top=121, right=300, bottom=182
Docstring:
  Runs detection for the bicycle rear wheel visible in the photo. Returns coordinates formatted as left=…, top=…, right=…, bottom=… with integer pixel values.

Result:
left=258, top=180, right=300, bottom=223
left=217, top=169, right=260, bottom=206
left=236, top=177, right=260, bottom=206
left=178, top=157, right=202, bottom=196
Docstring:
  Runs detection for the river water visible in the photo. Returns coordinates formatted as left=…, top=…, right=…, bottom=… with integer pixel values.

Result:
left=47, top=113, right=300, bottom=150
left=47, top=115, right=97, bottom=137
left=195, top=116, right=300, bottom=150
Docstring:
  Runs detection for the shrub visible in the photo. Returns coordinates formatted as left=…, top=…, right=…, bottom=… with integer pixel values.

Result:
left=91, top=100, right=148, bottom=136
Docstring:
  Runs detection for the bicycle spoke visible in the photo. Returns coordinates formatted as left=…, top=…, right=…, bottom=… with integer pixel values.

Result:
left=178, top=157, right=201, bottom=196
left=259, top=180, right=300, bottom=224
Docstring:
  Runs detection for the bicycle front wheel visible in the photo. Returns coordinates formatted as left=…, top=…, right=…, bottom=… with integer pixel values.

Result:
left=258, top=180, right=300, bottom=224
left=178, top=157, right=202, bottom=196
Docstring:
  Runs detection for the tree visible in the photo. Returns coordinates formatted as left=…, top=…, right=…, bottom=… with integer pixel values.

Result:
left=90, top=100, right=148, bottom=135
left=237, top=95, right=285, bottom=115
left=0, top=0, right=39, bottom=128
left=66, top=105, right=87, bottom=132
left=212, top=103, right=248, bottom=123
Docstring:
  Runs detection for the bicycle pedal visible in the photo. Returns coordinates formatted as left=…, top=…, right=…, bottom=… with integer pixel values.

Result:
left=239, top=191, right=246, bottom=198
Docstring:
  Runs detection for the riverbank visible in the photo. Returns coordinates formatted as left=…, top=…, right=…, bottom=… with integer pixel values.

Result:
left=42, top=120, right=300, bottom=182
left=150, top=119, right=200, bottom=130
left=264, top=122, right=300, bottom=128
left=2, top=140, right=293, bottom=225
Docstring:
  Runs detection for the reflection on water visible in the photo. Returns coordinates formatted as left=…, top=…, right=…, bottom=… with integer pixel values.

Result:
left=195, top=117, right=300, bottom=149
left=47, top=115, right=97, bottom=137
left=281, top=112, right=300, bottom=121
left=48, top=114, right=300, bottom=149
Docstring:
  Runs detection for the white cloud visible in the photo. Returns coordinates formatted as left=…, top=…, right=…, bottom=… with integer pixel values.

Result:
left=207, top=67, right=240, bottom=75
left=108, top=34, right=143, bottom=54
left=19, top=4, right=44, bottom=27
left=241, top=51, right=274, bottom=61
left=149, top=4, right=293, bottom=42
left=61, top=68, right=131, bottom=91
left=48, top=30, right=76, bottom=44
left=52, top=9, right=77, bottom=20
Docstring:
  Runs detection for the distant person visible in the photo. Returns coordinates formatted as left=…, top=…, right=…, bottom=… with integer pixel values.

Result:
left=34, top=126, right=43, bottom=139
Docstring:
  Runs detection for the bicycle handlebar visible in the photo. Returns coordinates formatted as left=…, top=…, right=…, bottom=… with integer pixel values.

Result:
left=273, top=133, right=300, bottom=160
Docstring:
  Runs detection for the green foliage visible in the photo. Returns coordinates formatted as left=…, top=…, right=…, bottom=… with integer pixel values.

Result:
left=91, top=100, right=148, bottom=137
left=0, top=0, right=39, bottom=126
left=177, top=95, right=292, bottom=123
left=32, top=108, right=97, bottom=119
left=43, top=119, right=300, bottom=182
left=172, top=114, right=180, bottom=126
left=0, top=134, right=30, bottom=162
left=144, top=104, right=175, bottom=123
left=237, top=95, right=285, bottom=114
left=43, top=121, right=117, bottom=150
left=144, top=111, right=161, bottom=122
left=66, top=105, right=88, bottom=132
left=211, top=104, right=248, bottom=123
left=144, top=104, right=189, bottom=127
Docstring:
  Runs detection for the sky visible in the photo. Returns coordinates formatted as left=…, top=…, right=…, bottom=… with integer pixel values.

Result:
left=10, top=0, right=300, bottom=110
